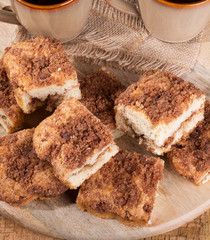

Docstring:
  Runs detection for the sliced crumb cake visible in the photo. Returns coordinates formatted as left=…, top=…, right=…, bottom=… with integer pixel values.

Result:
left=77, top=151, right=164, bottom=226
left=3, top=37, right=81, bottom=113
left=0, top=129, right=67, bottom=206
left=167, top=100, right=210, bottom=185
left=33, top=98, right=119, bottom=189
left=115, top=70, right=205, bottom=155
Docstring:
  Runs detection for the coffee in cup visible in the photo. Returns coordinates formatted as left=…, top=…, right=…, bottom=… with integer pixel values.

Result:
left=24, top=0, right=67, bottom=5
left=106, top=0, right=210, bottom=42
left=0, top=0, right=93, bottom=43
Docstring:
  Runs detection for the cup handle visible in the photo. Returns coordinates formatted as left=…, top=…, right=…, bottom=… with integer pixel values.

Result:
left=0, top=6, right=20, bottom=25
left=105, top=0, right=140, bottom=16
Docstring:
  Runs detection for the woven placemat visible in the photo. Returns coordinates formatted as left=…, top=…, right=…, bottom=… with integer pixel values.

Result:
left=14, top=0, right=210, bottom=76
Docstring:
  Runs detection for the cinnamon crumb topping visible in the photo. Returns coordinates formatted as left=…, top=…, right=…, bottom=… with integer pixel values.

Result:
left=77, top=151, right=164, bottom=223
left=3, top=37, right=75, bottom=90
left=0, top=59, right=23, bottom=132
left=116, top=70, right=204, bottom=125
left=0, top=129, right=67, bottom=206
left=79, top=70, right=125, bottom=129
left=34, top=98, right=113, bottom=171
left=0, top=59, right=20, bottom=112
left=167, top=101, right=210, bottom=184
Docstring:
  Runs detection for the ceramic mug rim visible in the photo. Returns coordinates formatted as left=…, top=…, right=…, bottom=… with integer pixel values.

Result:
left=156, top=0, right=210, bottom=8
left=16, top=0, right=78, bottom=10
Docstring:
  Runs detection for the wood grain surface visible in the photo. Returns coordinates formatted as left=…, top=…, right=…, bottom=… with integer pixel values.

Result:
left=0, top=62, right=209, bottom=240
left=0, top=210, right=209, bottom=240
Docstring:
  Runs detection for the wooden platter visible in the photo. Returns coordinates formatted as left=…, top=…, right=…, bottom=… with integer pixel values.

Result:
left=0, top=61, right=209, bottom=239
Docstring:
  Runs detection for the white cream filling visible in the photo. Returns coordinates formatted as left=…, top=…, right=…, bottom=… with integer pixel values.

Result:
left=15, top=80, right=81, bottom=113
left=69, top=144, right=111, bottom=177
left=144, top=109, right=204, bottom=155
left=28, top=80, right=81, bottom=101
left=68, top=144, right=119, bottom=188
left=117, top=95, right=205, bottom=147
left=62, top=85, right=81, bottom=101
left=14, top=88, right=40, bottom=114
left=115, top=108, right=135, bottom=137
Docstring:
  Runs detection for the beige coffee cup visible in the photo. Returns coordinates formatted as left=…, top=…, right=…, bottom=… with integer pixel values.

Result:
left=106, top=0, right=210, bottom=43
left=0, top=0, right=93, bottom=43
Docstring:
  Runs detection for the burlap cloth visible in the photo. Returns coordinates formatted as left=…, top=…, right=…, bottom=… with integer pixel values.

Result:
left=14, top=0, right=210, bottom=76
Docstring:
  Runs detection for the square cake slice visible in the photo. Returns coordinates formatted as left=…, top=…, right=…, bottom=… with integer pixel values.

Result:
left=3, top=37, right=81, bottom=114
left=79, top=69, right=125, bottom=130
left=0, top=59, right=23, bottom=135
left=33, top=98, right=119, bottom=189
left=76, top=151, right=164, bottom=226
left=167, top=100, right=210, bottom=185
left=115, top=70, right=205, bottom=155
left=0, top=129, right=68, bottom=206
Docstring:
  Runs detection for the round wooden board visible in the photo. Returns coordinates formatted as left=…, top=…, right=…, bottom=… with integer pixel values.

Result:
left=0, top=62, right=209, bottom=239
